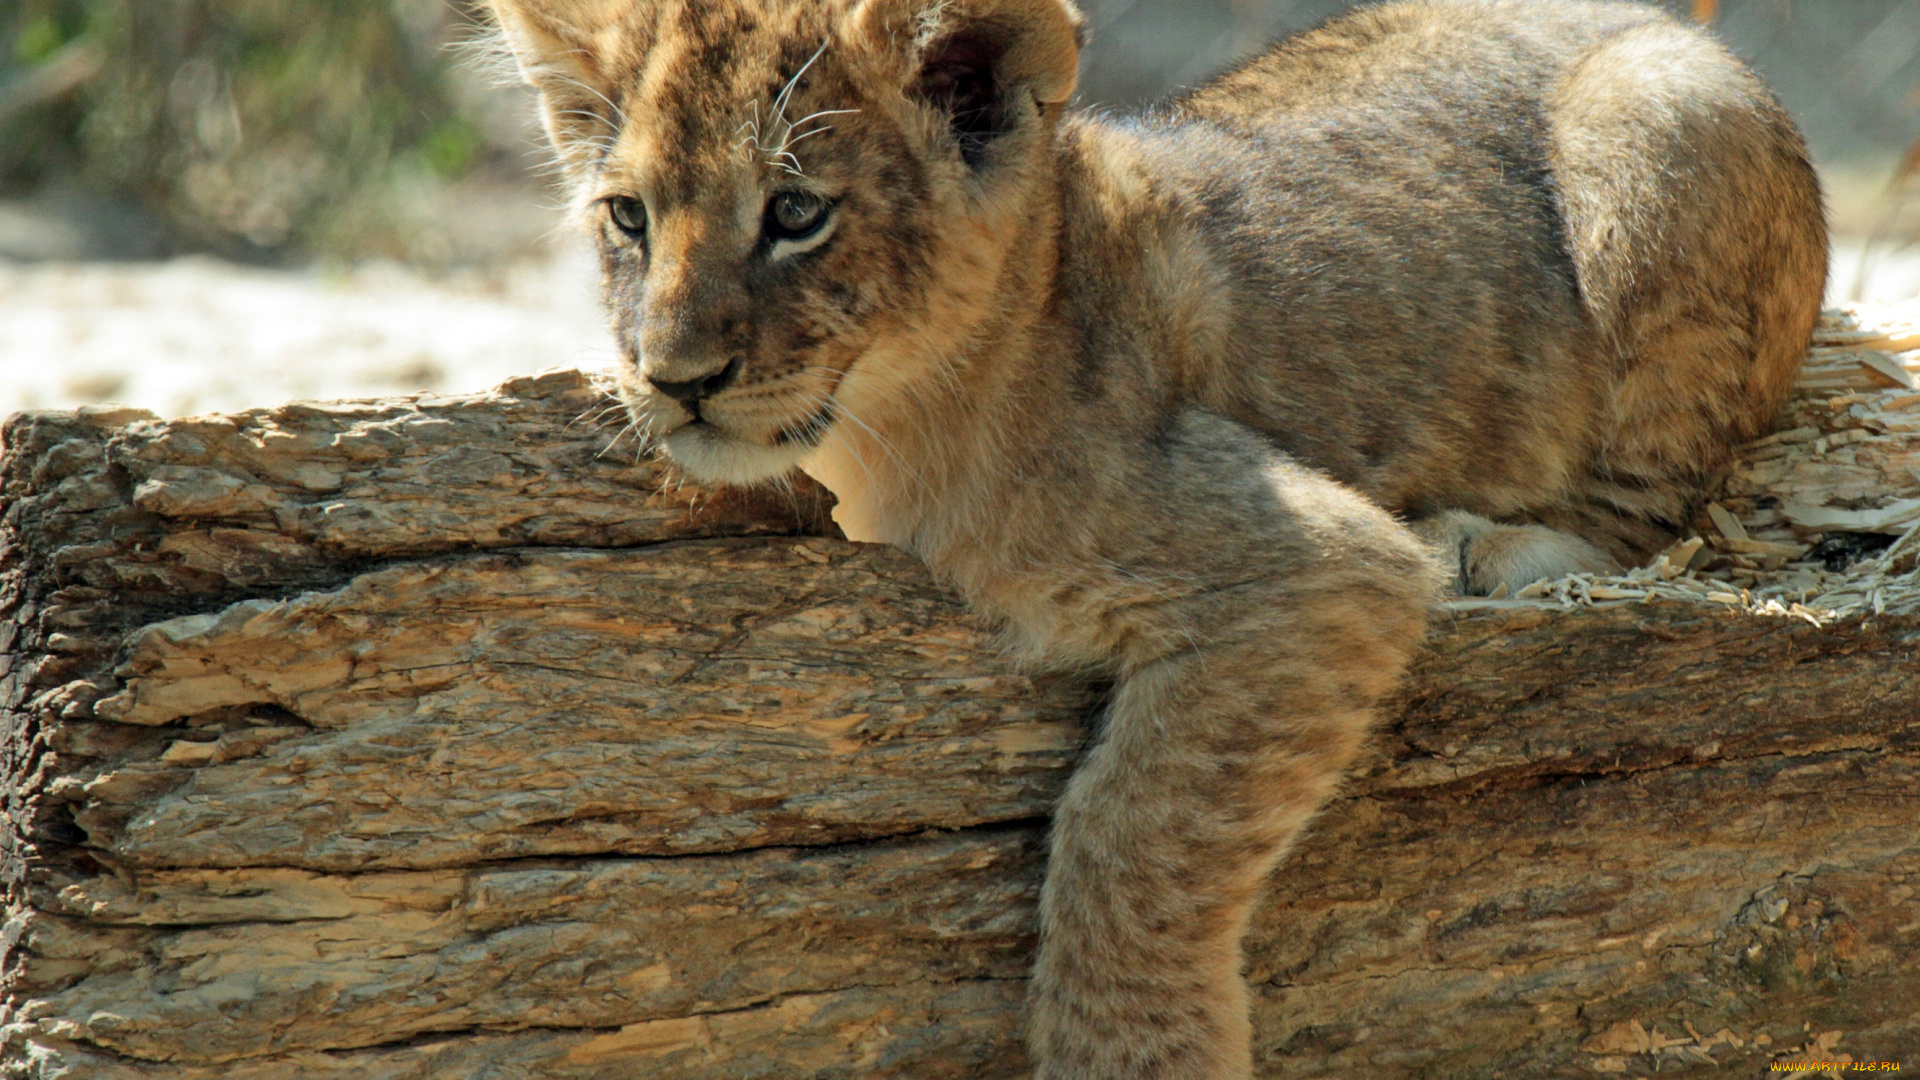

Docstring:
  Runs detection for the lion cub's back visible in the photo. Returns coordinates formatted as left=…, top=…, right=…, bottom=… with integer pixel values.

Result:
left=1165, top=0, right=1824, bottom=532
left=1184, top=0, right=1663, bottom=123
left=1182, top=0, right=1666, bottom=117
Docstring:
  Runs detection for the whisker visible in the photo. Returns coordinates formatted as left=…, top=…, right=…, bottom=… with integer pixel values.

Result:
left=790, top=107, right=860, bottom=127
left=547, top=65, right=629, bottom=128
left=793, top=382, right=936, bottom=501
left=566, top=400, right=628, bottom=433
left=787, top=388, right=884, bottom=490
left=782, top=124, right=836, bottom=150
left=751, top=42, right=850, bottom=177
left=769, top=42, right=829, bottom=134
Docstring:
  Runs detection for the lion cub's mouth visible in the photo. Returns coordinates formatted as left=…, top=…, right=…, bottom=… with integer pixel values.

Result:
left=624, top=378, right=842, bottom=485
left=655, top=389, right=837, bottom=449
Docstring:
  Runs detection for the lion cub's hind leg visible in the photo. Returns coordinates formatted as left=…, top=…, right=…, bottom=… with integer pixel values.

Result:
left=1413, top=511, right=1621, bottom=596
left=1545, top=15, right=1825, bottom=568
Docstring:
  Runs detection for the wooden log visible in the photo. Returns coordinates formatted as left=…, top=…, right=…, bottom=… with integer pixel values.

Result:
left=2, top=368, right=1917, bottom=1078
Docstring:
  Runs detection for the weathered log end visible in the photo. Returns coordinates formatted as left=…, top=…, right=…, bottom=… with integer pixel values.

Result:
left=1, top=365, right=1917, bottom=1078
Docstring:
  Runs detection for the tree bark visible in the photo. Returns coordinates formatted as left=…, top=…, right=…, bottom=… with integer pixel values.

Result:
left=1, top=370, right=1915, bottom=1078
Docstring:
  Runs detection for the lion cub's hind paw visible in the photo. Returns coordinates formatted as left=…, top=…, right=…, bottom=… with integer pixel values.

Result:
left=1414, top=510, right=1621, bottom=596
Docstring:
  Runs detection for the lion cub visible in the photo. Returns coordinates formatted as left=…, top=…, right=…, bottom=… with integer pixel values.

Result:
left=484, top=0, right=1825, bottom=1075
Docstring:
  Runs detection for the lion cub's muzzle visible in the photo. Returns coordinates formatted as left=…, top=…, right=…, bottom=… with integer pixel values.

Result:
left=622, top=355, right=843, bottom=486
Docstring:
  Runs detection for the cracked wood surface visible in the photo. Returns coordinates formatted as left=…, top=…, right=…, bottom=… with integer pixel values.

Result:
left=2, top=372, right=1916, bottom=1078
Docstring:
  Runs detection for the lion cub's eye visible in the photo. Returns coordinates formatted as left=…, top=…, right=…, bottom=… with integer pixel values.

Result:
left=607, top=196, right=647, bottom=239
left=766, top=191, right=831, bottom=242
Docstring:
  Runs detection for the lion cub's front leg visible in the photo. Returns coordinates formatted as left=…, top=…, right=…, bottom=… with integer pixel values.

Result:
left=1021, top=413, right=1438, bottom=1079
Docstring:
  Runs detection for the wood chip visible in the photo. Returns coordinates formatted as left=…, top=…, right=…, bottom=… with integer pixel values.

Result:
left=1706, top=504, right=1749, bottom=542
left=1654, top=537, right=1706, bottom=580
left=1787, top=603, right=1827, bottom=627
left=1859, top=351, right=1920, bottom=390
left=1854, top=331, right=1920, bottom=353
left=1724, top=538, right=1807, bottom=559
left=1781, top=497, right=1920, bottom=534
left=1746, top=425, right=1821, bottom=448
left=1797, top=372, right=1881, bottom=393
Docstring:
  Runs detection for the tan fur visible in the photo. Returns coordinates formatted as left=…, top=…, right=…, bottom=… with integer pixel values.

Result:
left=480, top=1, right=1826, bottom=1074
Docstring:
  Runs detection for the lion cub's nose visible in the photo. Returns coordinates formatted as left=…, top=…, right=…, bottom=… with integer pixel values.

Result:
left=647, top=357, right=742, bottom=405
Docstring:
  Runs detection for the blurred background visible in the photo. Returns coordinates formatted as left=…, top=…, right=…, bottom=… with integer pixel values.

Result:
left=0, top=0, right=1916, bottom=417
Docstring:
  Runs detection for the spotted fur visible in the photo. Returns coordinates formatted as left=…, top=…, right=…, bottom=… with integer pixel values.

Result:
left=483, top=1, right=1826, bottom=1074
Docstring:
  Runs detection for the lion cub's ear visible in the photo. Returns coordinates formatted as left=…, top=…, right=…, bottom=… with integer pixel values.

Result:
left=854, top=0, right=1085, bottom=167
left=479, top=0, right=649, bottom=179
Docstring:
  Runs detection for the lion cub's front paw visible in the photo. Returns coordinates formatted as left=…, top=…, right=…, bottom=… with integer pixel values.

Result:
left=1413, top=510, right=1621, bottom=596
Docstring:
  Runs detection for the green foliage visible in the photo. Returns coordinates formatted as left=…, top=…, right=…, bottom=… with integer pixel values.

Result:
left=1, top=0, right=498, bottom=260
left=13, top=13, right=72, bottom=64
left=419, top=116, right=486, bottom=179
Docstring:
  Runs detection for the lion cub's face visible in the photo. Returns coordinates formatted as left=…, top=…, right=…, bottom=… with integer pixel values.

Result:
left=485, top=0, right=1083, bottom=483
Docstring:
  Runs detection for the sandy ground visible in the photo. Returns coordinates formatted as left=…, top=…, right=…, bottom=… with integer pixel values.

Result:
left=0, top=248, right=616, bottom=419
left=1831, top=236, right=1920, bottom=307
left=1, top=239, right=1917, bottom=422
